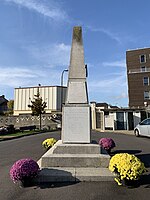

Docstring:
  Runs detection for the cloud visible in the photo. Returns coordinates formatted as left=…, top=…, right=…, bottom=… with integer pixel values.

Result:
left=88, top=66, right=128, bottom=105
left=89, top=73, right=126, bottom=90
left=0, top=66, right=61, bottom=88
left=102, top=60, right=126, bottom=68
left=4, top=0, right=68, bottom=21
left=25, top=43, right=71, bottom=68
left=86, top=25, right=122, bottom=44
left=111, top=92, right=128, bottom=100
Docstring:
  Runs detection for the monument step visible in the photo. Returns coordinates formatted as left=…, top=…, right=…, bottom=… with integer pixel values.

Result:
left=34, top=167, right=114, bottom=183
left=49, top=140, right=102, bottom=154
left=40, top=153, right=110, bottom=168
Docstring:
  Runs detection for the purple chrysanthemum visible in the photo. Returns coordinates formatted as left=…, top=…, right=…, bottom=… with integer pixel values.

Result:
left=10, top=158, right=39, bottom=183
left=99, top=138, right=116, bottom=150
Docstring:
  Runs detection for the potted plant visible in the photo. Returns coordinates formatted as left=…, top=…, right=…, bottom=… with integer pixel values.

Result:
left=10, top=158, right=39, bottom=187
left=109, top=153, right=147, bottom=187
left=99, top=138, right=116, bottom=154
left=42, top=138, right=56, bottom=150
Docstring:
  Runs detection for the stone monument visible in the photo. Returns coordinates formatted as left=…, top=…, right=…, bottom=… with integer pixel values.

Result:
left=62, top=26, right=90, bottom=143
left=37, top=27, right=112, bottom=182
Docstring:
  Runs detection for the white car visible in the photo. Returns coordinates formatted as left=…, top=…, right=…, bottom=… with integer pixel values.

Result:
left=134, top=118, right=150, bottom=137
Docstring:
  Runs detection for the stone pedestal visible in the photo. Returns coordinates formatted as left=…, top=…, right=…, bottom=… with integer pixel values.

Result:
left=37, top=140, right=111, bottom=182
left=40, top=140, right=110, bottom=168
left=62, top=105, right=91, bottom=143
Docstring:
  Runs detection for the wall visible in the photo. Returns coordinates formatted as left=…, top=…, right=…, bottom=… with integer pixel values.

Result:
left=14, top=86, right=67, bottom=115
left=0, top=114, right=57, bottom=129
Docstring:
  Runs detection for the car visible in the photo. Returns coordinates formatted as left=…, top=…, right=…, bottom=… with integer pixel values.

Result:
left=56, top=123, right=61, bottom=130
left=134, top=118, right=150, bottom=137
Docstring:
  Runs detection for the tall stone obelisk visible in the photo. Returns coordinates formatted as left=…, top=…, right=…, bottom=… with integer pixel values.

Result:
left=62, top=26, right=91, bottom=143
left=39, top=27, right=110, bottom=182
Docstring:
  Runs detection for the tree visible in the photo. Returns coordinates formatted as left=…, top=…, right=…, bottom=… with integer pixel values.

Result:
left=28, top=89, right=47, bottom=130
left=6, top=100, right=14, bottom=116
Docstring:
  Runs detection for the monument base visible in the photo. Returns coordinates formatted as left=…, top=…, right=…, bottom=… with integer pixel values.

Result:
left=36, top=140, right=113, bottom=182
left=62, top=105, right=91, bottom=143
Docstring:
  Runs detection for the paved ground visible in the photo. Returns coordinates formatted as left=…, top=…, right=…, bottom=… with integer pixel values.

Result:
left=0, top=130, right=150, bottom=200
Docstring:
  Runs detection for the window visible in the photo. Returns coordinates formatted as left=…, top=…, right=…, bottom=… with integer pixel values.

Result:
left=144, top=91, right=150, bottom=99
left=140, top=54, right=146, bottom=63
left=143, top=77, right=149, bottom=85
left=140, top=118, right=150, bottom=125
left=141, top=66, right=146, bottom=72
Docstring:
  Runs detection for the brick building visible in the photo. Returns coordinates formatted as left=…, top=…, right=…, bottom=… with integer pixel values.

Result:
left=126, top=47, right=150, bottom=108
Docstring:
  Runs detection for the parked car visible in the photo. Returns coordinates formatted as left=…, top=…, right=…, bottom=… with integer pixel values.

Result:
left=57, top=123, right=61, bottom=130
left=134, top=118, right=150, bottom=137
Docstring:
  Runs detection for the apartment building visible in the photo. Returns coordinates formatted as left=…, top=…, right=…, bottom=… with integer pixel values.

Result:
left=126, top=48, right=150, bottom=108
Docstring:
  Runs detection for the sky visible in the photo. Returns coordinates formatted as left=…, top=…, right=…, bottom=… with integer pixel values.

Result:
left=1, top=0, right=150, bottom=107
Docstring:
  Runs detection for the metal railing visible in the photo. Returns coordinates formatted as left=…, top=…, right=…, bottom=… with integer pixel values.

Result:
left=128, top=67, right=150, bottom=74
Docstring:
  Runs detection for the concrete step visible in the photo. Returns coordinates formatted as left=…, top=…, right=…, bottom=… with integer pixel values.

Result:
left=34, top=167, right=115, bottom=183
left=40, top=154, right=110, bottom=168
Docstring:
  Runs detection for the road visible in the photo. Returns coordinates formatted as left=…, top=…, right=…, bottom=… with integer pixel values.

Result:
left=0, top=130, right=150, bottom=200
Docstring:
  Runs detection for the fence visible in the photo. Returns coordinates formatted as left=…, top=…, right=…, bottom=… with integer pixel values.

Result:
left=0, top=114, right=58, bottom=129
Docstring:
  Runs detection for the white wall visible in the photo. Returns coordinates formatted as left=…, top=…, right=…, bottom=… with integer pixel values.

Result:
left=104, top=113, right=115, bottom=130
left=133, top=111, right=141, bottom=127
left=14, top=86, right=67, bottom=115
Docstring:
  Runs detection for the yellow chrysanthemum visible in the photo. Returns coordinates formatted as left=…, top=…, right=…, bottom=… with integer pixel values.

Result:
left=109, top=153, right=147, bottom=185
left=42, top=138, right=56, bottom=150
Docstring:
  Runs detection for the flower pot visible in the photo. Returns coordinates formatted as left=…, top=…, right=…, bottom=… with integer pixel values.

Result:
left=122, top=178, right=140, bottom=188
left=17, top=177, right=33, bottom=188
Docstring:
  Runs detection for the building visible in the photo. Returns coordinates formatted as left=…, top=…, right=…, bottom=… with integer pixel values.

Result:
left=0, top=95, right=8, bottom=114
left=14, top=86, right=67, bottom=115
left=126, top=47, right=150, bottom=108
left=91, top=102, right=146, bottom=131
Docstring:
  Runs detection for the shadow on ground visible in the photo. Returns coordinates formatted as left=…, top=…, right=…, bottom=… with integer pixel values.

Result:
left=111, top=149, right=142, bottom=155
left=24, top=168, right=80, bottom=189
left=136, top=154, right=150, bottom=167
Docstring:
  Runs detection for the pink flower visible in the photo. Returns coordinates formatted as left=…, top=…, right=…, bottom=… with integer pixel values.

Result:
left=99, top=138, right=116, bottom=150
left=10, top=158, right=39, bottom=183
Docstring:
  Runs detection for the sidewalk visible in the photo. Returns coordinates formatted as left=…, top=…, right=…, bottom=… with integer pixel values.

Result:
left=96, top=129, right=134, bottom=135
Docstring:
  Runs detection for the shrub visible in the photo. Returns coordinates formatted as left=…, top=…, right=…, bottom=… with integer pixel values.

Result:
left=109, top=153, right=147, bottom=185
left=42, top=138, right=56, bottom=150
left=10, top=158, right=39, bottom=183
left=99, top=138, right=116, bottom=151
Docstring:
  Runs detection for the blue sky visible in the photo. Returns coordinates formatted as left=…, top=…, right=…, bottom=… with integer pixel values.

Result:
left=1, top=0, right=150, bottom=107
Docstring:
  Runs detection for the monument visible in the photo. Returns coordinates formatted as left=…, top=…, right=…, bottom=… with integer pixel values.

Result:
left=62, top=26, right=90, bottom=143
left=37, top=27, right=112, bottom=182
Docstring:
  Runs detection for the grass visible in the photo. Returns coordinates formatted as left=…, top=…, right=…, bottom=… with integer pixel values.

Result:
left=0, top=127, right=58, bottom=141
left=0, top=130, right=42, bottom=140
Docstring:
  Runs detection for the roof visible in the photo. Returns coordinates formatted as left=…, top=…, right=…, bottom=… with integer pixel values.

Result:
left=126, top=47, right=150, bottom=52
left=96, top=102, right=108, bottom=108
left=15, top=85, right=67, bottom=89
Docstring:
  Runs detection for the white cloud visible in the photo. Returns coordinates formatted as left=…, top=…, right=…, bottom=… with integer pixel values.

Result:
left=86, top=25, right=122, bottom=44
left=0, top=66, right=61, bottom=88
left=25, top=43, right=70, bottom=68
left=110, top=92, right=128, bottom=100
left=88, top=68, right=128, bottom=105
left=5, top=0, right=68, bottom=21
left=102, top=60, right=126, bottom=68
left=89, top=74, right=126, bottom=90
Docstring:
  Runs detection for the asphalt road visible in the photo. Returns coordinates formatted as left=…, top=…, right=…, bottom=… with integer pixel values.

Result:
left=0, top=130, right=150, bottom=200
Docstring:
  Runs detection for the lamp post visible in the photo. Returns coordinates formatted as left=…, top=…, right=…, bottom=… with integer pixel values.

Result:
left=144, top=101, right=148, bottom=118
left=61, top=69, right=68, bottom=111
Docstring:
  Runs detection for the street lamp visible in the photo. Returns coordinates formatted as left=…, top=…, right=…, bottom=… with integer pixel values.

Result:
left=61, top=69, right=68, bottom=111
left=144, top=101, right=148, bottom=118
